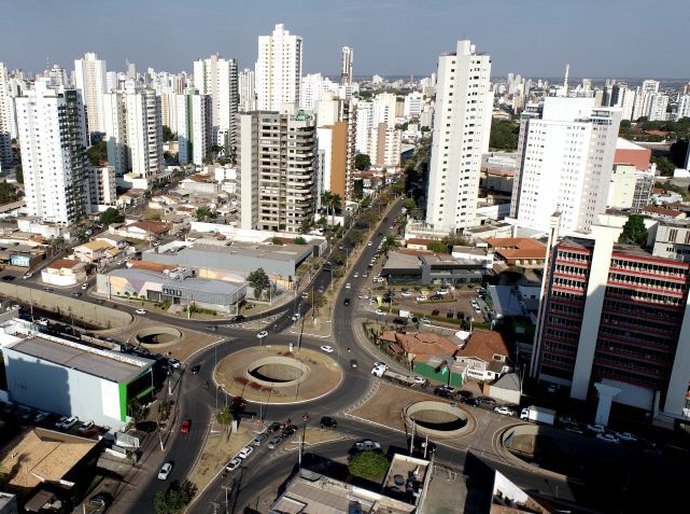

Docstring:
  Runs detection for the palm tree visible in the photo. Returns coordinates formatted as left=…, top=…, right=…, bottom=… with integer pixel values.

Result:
left=216, top=406, right=234, bottom=440
left=381, top=234, right=400, bottom=255
left=321, top=191, right=342, bottom=226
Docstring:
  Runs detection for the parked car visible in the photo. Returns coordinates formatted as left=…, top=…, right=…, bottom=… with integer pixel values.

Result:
left=400, top=291, right=413, bottom=297
left=586, top=423, right=606, bottom=434
left=226, top=458, right=242, bottom=471
left=355, top=440, right=381, bottom=451
left=88, top=493, right=112, bottom=510
left=81, top=283, right=89, bottom=290
left=320, top=345, right=334, bottom=353
left=71, top=292, right=82, bottom=297
left=353, top=272, right=360, bottom=278
left=345, top=282, right=351, bottom=289
left=494, top=406, right=516, bottom=416
left=430, top=294, right=442, bottom=301
left=437, top=289, right=449, bottom=295
left=615, top=431, right=638, bottom=442
left=268, top=436, right=284, bottom=450
left=78, top=420, right=95, bottom=433
left=476, top=397, right=496, bottom=408
left=158, top=462, right=173, bottom=480
left=61, top=416, right=79, bottom=430
left=416, top=295, right=428, bottom=302
left=393, top=317, right=407, bottom=325
left=434, top=386, right=454, bottom=398
left=291, top=313, right=301, bottom=321
left=596, top=433, right=620, bottom=444
left=320, top=416, right=338, bottom=428
left=237, top=445, right=254, bottom=459
left=253, top=433, right=268, bottom=446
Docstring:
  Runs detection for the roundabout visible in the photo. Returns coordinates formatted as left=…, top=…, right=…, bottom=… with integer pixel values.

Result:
left=214, top=345, right=343, bottom=404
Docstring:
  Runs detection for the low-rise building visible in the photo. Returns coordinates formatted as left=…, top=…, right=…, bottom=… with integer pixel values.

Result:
left=179, top=173, right=221, bottom=195
left=109, top=220, right=172, bottom=241
left=455, top=330, right=510, bottom=382
left=97, top=268, right=246, bottom=313
left=483, top=237, right=547, bottom=268
left=40, top=258, right=87, bottom=286
left=73, top=240, right=116, bottom=263
left=381, top=251, right=484, bottom=286
left=0, top=318, right=155, bottom=429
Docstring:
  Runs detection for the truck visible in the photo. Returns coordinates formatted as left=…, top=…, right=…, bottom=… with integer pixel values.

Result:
left=371, top=365, right=426, bottom=387
left=520, top=406, right=556, bottom=425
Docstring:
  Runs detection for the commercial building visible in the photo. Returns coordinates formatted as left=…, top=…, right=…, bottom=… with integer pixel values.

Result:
left=651, top=219, right=690, bottom=262
left=73, top=52, right=107, bottom=138
left=193, top=54, right=238, bottom=148
left=15, top=79, right=90, bottom=225
left=256, top=23, right=302, bottom=112
left=381, top=251, right=484, bottom=286
left=0, top=318, right=155, bottom=429
left=510, top=96, right=622, bottom=234
left=103, top=81, right=163, bottom=178
left=483, top=237, right=547, bottom=268
left=532, top=216, right=690, bottom=424
left=97, top=268, right=245, bottom=313
left=176, top=88, right=210, bottom=166
left=143, top=238, right=315, bottom=285
left=425, top=40, right=493, bottom=233
left=237, top=110, right=317, bottom=233
left=40, top=258, right=87, bottom=287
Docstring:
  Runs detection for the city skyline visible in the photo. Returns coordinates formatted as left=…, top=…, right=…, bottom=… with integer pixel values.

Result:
left=1, top=0, right=688, bottom=79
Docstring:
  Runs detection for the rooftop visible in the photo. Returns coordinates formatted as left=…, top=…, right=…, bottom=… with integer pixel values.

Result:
left=0, top=428, right=97, bottom=490
left=616, top=137, right=648, bottom=151
left=5, top=333, right=153, bottom=383
left=484, top=237, right=547, bottom=260
left=152, top=238, right=312, bottom=263
left=126, top=220, right=171, bottom=235
left=456, top=330, right=510, bottom=363
left=379, top=331, right=460, bottom=361
left=47, top=258, right=82, bottom=270
left=383, top=252, right=421, bottom=270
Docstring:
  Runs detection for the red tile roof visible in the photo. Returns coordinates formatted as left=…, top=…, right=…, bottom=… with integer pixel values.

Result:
left=484, top=237, right=546, bottom=260
left=48, top=259, right=81, bottom=270
left=379, top=330, right=459, bottom=361
left=457, top=330, right=510, bottom=363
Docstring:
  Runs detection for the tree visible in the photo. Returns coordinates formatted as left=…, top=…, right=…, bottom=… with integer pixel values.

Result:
left=87, top=141, right=108, bottom=166
left=354, top=153, right=371, bottom=171
left=0, top=182, right=20, bottom=205
left=349, top=230, right=365, bottom=247
left=619, top=214, right=648, bottom=247
left=321, top=191, right=342, bottom=226
left=427, top=241, right=448, bottom=254
left=195, top=207, right=215, bottom=222
left=653, top=156, right=675, bottom=177
left=299, top=218, right=313, bottom=234
left=14, top=165, right=23, bottom=184
left=271, top=236, right=284, bottom=246
left=99, top=207, right=124, bottom=226
left=311, top=291, right=326, bottom=315
left=349, top=451, right=389, bottom=481
left=294, top=236, right=307, bottom=245
left=162, top=125, right=177, bottom=142
left=154, top=481, right=197, bottom=514
left=489, top=118, right=520, bottom=151
left=215, top=406, right=234, bottom=440
left=381, top=234, right=400, bottom=255
left=247, top=268, right=270, bottom=297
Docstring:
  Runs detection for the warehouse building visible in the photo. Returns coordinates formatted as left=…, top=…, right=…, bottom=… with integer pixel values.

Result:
left=0, top=318, right=155, bottom=429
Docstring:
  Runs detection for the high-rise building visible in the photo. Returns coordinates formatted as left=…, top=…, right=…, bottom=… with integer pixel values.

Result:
left=425, top=40, right=493, bottom=233
left=237, top=110, right=316, bottom=233
left=341, top=46, right=353, bottom=86
left=256, top=23, right=302, bottom=112
left=532, top=216, right=690, bottom=422
left=238, top=68, right=256, bottom=112
left=73, top=52, right=107, bottom=139
left=299, top=73, right=338, bottom=112
left=16, top=79, right=89, bottom=224
left=193, top=54, right=239, bottom=151
left=631, top=79, right=660, bottom=121
left=510, top=96, right=622, bottom=234
left=0, top=62, right=13, bottom=169
left=648, top=93, right=669, bottom=122
left=176, top=88, right=210, bottom=166
left=103, top=81, right=163, bottom=178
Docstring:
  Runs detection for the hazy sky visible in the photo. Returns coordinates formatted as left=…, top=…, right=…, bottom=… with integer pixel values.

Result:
left=0, top=0, right=687, bottom=79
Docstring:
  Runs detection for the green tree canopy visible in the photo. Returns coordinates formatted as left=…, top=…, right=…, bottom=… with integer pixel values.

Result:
left=247, top=268, right=270, bottom=293
left=215, top=406, right=233, bottom=440
left=653, top=156, right=676, bottom=177
left=154, top=481, right=197, bottom=514
left=195, top=207, right=215, bottom=222
left=354, top=153, right=371, bottom=171
left=162, top=125, right=177, bottom=142
left=294, top=236, right=307, bottom=245
left=489, top=118, right=520, bottom=151
left=349, top=451, right=390, bottom=482
left=14, top=166, right=23, bottom=184
left=99, top=207, right=124, bottom=226
left=310, top=291, right=326, bottom=314
left=0, top=182, right=20, bottom=205
left=381, top=234, right=400, bottom=255
left=87, top=141, right=108, bottom=166
left=619, top=214, right=648, bottom=247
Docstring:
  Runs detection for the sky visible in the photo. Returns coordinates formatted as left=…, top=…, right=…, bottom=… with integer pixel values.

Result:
left=0, top=0, right=687, bottom=80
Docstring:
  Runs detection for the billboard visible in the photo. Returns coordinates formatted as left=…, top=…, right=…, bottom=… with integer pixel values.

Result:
left=10, top=254, right=30, bottom=267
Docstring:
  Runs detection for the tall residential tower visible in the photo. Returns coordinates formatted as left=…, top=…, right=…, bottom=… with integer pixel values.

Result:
left=255, top=23, right=303, bottom=112
left=193, top=54, right=238, bottom=150
left=425, top=40, right=493, bottom=233
left=73, top=52, right=107, bottom=139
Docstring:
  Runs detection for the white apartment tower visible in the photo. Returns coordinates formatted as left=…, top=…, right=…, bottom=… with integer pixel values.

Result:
left=510, top=96, right=622, bottom=233
left=238, top=68, right=256, bottom=112
left=176, top=88, right=210, bottom=166
left=193, top=54, right=238, bottom=150
left=15, top=79, right=90, bottom=224
left=425, top=40, right=493, bottom=233
left=256, top=23, right=303, bottom=112
left=103, top=81, right=163, bottom=178
left=341, top=46, right=353, bottom=86
left=0, top=62, right=13, bottom=168
left=73, top=52, right=107, bottom=138
left=237, top=111, right=316, bottom=233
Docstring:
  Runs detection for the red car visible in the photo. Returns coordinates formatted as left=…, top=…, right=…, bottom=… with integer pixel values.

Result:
left=180, top=419, right=191, bottom=434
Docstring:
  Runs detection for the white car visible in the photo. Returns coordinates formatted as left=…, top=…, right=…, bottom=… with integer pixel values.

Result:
left=367, top=241, right=373, bottom=246
left=375, top=309, right=385, bottom=316
left=291, top=313, right=301, bottom=321
left=353, top=272, right=359, bottom=278
left=237, top=445, right=254, bottom=459
left=135, top=308, right=147, bottom=315
left=420, top=317, right=431, bottom=325
left=586, top=423, right=606, bottom=434
left=226, top=458, right=242, bottom=471
left=437, top=289, right=449, bottom=295
left=78, top=420, right=95, bottom=433
left=358, top=294, right=369, bottom=300
left=596, top=433, right=620, bottom=444
left=615, top=431, right=638, bottom=442
left=494, top=406, right=516, bottom=416
left=158, top=462, right=173, bottom=480
left=61, top=416, right=79, bottom=430
left=400, top=291, right=413, bottom=297
left=416, top=295, right=428, bottom=302
left=257, top=330, right=269, bottom=339
left=345, top=282, right=351, bottom=289
left=81, top=283, right=89, bottom=290
left=413, top=376, right=427, bottom=386
left=320, top=345, right=335, bottom=353
left=355, top=440, right=381, bottom=451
